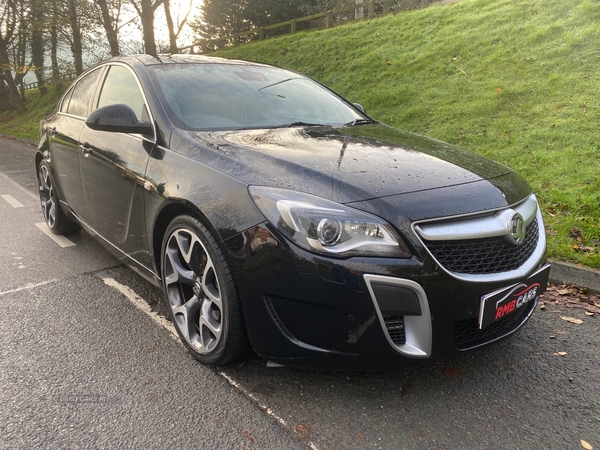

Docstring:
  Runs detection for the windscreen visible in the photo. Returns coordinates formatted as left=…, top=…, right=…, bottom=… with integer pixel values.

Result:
left=150, top=63, right=364, bottom=130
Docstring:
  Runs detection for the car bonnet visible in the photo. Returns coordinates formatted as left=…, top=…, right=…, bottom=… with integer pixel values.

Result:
left=177, top=123, right=519, bottom=207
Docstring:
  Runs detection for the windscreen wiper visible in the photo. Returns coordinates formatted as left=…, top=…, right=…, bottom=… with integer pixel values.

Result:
left=281, top=121, right=329, bottom=128
left=344, top=119, right=374, bottom=127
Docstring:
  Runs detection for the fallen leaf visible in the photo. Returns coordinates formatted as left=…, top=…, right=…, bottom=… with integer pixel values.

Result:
left=241, top=430, right=258, bottom=444
left=495, top=87, right=501, bottom=94
left=386, top=60, right=391, bottom=65
left=560, top=316, right=583, bottom=325
left=580, top=439, right=593, bottom=450
left=549, top=335, right=555, bottom=339
left=557, top=289, right=571, bottom=295
left=570, top=227, right=583, bottom=240
left=595, top=303, right=600, bottom=309
left=546, top=229, right=557, bottom=236
left=355, top=432, right=364, bottom=442
left=540, top=304, right=547, bottom=310
left=294, top=425, right=313, bottom=443
left=585, top=311, right=594, bottom=316
left=554, top=352, right=567, bottom=356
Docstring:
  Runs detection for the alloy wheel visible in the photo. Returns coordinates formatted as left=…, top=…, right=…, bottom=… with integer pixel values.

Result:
left=164, top=228, right=223, bottom=354
left=39, top=164, right=57, bottom=229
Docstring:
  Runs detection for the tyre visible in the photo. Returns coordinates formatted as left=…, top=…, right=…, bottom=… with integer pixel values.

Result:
left=161, top=215, right=248, bottom=365
left=37, top=161, right=80, bottom=234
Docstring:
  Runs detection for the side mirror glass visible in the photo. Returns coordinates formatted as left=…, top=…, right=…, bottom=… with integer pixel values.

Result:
left=86, top=104, right=153, bottom=136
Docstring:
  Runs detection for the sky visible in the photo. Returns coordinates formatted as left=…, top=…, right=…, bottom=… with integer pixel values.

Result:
left=153, top=0, right=204, bottom=46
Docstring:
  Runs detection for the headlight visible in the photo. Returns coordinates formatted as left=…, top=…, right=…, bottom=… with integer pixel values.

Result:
left=249, top=186, right=411, bottom=258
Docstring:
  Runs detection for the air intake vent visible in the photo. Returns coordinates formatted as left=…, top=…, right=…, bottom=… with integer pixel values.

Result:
left=383, top=315, right=406, bottom=346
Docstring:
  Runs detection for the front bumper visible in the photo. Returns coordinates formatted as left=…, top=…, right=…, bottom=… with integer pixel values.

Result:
left=222, top=221, right=547, bottom=370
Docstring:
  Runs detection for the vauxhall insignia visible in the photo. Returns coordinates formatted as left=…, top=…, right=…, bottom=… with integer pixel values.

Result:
left=507, top=212, right=526, bottom=245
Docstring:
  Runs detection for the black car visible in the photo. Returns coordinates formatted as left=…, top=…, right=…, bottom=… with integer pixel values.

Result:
left=36, top=54, right=549, bottom=369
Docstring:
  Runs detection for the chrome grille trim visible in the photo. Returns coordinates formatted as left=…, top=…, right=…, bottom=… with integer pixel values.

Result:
left=412, top=194, right=547, bottom=283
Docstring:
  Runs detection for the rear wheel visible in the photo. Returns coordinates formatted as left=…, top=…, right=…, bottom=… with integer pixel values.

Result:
left=161, top=215, right=248, bottom=365
left=37, top=161, right=79, bottom=234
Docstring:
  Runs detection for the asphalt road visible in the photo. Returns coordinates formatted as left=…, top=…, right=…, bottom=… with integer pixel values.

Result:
left=1, top=137, right=599, bottom=450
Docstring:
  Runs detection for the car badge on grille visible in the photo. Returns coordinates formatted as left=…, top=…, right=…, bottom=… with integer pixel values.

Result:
left=507, top=212, right=526, bottom=245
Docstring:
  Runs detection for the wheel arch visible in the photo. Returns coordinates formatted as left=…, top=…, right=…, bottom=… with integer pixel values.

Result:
left=151, top=200, right=219, bottom=280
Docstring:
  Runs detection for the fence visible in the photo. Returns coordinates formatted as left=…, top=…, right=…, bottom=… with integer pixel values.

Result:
left=22, top=71, right=77, bottom=92
left=182, top=0, right=427, bottom=53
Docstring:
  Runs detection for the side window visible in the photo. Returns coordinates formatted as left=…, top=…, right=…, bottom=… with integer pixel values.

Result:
left=59, top=87, right=74, bottom=113
left=66, top=69, right=102, bottom=118
left=97, top=66, right=147, bottom=120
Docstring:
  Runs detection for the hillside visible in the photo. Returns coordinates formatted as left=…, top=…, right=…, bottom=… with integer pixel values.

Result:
left=216, top=0, right=600, bottom=268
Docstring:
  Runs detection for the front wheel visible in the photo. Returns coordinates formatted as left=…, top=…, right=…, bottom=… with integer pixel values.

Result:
left=160, top=215, right=248, bottom=365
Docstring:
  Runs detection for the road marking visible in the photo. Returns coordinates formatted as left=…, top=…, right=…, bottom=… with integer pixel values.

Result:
left=100, top=275, right=321, bottom=450
left=100, top=277, right=180, bottom=342
left=1, top=194, right=24, bottom=208
left=35, top=223, right=76, bottom=247
left=0, top=279, right=60, bottom=297
left=0, top=171, right=38, bottom=200
left=218, top=371, right=321, bottom=450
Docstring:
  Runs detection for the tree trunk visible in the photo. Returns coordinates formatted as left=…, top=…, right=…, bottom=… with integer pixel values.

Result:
left=0, top=43, right=26, bottom=112
left=97, top=0, right=120, bottom=56
left=30, top=0, right=48, bottom=96
left=50, top=0, right=62, bottom=89
left=163, top=0, right=178, bottom=54
left=140, top=0, right=157, bottom=56
left=68, top=0, right=83, bottom=75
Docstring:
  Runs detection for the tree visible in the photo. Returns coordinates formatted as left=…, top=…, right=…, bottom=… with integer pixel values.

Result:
left=95, top=0, right=121, bottom=56
left=0, top=0, right=26, bottom=111
left=245, top=0, right=319, bottom=27
left=129, top=0, right=164, bottom=56
left=163, top=0, right=192, bottom=54
left=190, top=0, right=249, bottom=51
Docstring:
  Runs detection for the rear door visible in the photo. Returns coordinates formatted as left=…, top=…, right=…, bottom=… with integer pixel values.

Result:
left=49, top=68, right=104, bottom=219
left=78, top=63, right=155, bottom=270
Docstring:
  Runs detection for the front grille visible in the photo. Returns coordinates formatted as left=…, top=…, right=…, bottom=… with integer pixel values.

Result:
left=383, top=315, right=406, bottom=345
left=423, top=218, right=539, bottom=274
left=454, top=299, right=535, bottom=350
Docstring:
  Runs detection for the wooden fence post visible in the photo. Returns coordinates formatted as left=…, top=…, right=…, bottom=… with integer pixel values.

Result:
left=259, top=28, right=264, bottom=40
left=291, top=19, right=297, bottom=34
left=368, top=0, right=375, bottom=18
left=326, top=11, right=332, bottom=28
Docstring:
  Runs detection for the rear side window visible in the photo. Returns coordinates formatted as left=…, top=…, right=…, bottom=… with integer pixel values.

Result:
left=97, top=65, right=146, bottom=120
left=59, top=88, right=74, bottom=113
left=66, top=69, right=102, bottom=118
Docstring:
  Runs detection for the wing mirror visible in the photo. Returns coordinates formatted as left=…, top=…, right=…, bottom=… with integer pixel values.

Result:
left=86, top=104, right=153, bottom=136
left=353, top=103, right=366, bottom=113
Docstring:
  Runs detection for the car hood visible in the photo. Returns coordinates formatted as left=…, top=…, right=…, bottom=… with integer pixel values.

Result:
left=173, top=124, right=523, bottom=207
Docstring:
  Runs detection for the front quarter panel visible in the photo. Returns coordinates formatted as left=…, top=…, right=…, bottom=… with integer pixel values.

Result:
left=144, top=144, right=265, bottom=273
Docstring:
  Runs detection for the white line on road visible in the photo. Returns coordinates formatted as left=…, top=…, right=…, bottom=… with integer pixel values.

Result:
left=35, top=223, right=76, bottom=248
left=100, top=275, right=321, bottom=450
left=0, top=279, right=60, bottom=297
left=0, top=170, right=38, bottom=200
left=100, top=277, right=180, bottom=342
left=1, top=194, right=24, bottom=208
left=218, top=371, right=321, bottom=450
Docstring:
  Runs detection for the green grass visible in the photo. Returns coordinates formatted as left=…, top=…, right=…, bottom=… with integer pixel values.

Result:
left=215, top=0, right=600, bottom=268
left=0, top=88, right=63, bottom=140
left=1, top=0, right=598, bottom=268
